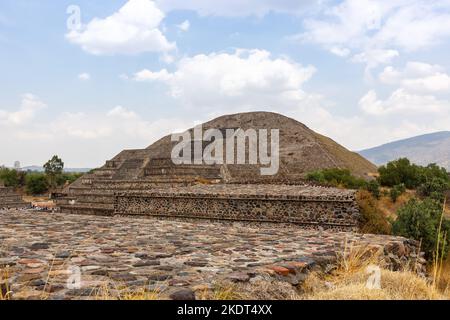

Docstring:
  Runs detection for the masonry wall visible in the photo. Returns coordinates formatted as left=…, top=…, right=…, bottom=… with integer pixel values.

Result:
left=114, top=193, right=360, bottom=231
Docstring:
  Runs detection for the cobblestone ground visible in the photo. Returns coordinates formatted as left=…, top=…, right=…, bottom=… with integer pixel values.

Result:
left=0, top=209, right=420, bottom=300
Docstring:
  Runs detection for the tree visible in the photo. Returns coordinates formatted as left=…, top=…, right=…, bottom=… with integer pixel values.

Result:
left=378, top=158, right=421, bottom=188
left=25, top=173, right=48, bottom=195
left=393, top=198, right=450, bottom=259
left=0, top=168, right=19, bottom=187
left=44, top=155, right=64, bottom=189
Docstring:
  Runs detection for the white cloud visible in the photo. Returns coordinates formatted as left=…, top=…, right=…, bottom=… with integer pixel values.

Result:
left=131, top=49, right=317, bottom=111
left=177, top=20, right=190, bottom=32
left=78, top=73, right=91, bottom=81
left=0, top=94, right=46, bottom=126
left=379, top=62, right=450, bottom=93
left=299, top=0, right=450, bottom=68
left=0, top=105, right=191, bottom=167
left=155, top=0, right=320, bottom=17
left=66, top=0, right=175, bottom=55
left=359, top=89, right=449, bottom=116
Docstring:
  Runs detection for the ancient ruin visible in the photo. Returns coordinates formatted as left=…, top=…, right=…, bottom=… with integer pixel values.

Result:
left=58, top=112, right=377, bottom=230
left=0, top=211, right=425, bottom=300
left=0, top=183, right=30, bottom=209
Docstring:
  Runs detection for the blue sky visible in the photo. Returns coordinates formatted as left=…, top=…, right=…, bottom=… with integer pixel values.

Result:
left=1, top=0, right=450, bottom=167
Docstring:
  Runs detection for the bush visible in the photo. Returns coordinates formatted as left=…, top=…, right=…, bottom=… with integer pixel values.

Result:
left=365, top=180, right=381, bottom=199
left=307, top=168, right=367, bottom=189
left=378, top=159, right=450, bottom=192
left=417, top=177, right=449, bottom=202
left=392, top=198, right=450, bottom=259
left=378, top=158, right=421, bottom=188
left=25, top=173, right=49, bottom=195
left=357, top=190, right=392, bottom=235
left=390, top=184, right=406, bottom=203
left=0, top=168, right=20, bottom=187
left=56, top=173, right=83, bottom=186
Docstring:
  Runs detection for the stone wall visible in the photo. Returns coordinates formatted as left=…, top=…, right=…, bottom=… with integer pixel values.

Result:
left=114, top=184, right=360, bottom=230
left=0, top=186, right=30, bottom=209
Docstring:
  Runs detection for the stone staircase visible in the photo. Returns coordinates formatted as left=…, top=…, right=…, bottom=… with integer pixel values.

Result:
left=58, top=155, right=221, bottom=216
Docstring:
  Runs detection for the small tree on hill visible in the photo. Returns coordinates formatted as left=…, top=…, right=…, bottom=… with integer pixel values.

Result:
left=44, top=155, right=64, bottom=189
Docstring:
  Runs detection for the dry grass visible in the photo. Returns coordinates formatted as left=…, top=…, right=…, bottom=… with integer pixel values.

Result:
left=0, top=267, right=12, bottom=300
left=377, top=190, right=415, bottom=219
left=302, top=269, right=445, bottom=300
left=301, top=242, right=450, bottom=300
left=94, top=282, right=162, bottom=300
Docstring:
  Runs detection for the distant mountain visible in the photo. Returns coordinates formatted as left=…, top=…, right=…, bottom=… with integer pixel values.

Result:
left=21, top=166, right=91, bottom=173
left=359, top=131, right=450, bottom=170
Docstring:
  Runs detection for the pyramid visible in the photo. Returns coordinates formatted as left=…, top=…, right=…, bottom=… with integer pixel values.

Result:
left=58, top=112, right=376, bottom=230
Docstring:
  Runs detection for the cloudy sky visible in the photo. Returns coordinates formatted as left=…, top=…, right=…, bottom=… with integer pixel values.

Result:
left=1, top=0, right=450, bottom=168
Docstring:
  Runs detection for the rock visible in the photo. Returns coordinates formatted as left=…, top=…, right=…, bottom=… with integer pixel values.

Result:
left=30, top=279, right=46, bottom=287
left=0, top=258, right=16, bottom=267
left=226, top=272, right=250, bottom=283
left=170, top=289, right=196, bottom=301
left=110, top=273, right=137, bottom=282
left=45, top=284, right=65, bottom=293
left=148, top=273, right=172, bottom=281
left=268, top=266, right=290, bottom=276
left=133, top=260, right=160, bottom=267
left=30, top=243, right=49, bottom=250
left=23, top=267, right=45, bottom=275
left=192, top=284, right=212, bottom=292
left=56, top=251, right=71, bottom=259
left=184, top=260, right=209, bottom=267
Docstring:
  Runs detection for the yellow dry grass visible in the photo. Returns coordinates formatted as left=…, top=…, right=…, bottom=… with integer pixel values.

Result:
left=301, top=242, right=450, bottom=300
left=377, top=190, right=415, bottom=219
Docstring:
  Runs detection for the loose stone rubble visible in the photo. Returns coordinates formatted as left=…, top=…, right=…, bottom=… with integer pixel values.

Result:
left=0, top=209, right=425, bottom=300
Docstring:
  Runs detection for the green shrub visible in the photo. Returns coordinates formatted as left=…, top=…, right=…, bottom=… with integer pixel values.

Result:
left=390, top=184, right=406, bottom=203
left=392, top=198, right=450, bottom=259
left=378, top=159, right=450, bottom=192
left=357, top=190, right=392, bottom=235
left=417, top=177, right=449, bottom=202
left=365, top=180, right=381, bottom=199
left=25, top=173, right=49, bottom=195
left=0, top=168, right=20, bottom=187
left=378, top=158, right=422, bottom=188
left=56, top=173, right=83, bottom=186
left=307, top=168, right=367, bottom=189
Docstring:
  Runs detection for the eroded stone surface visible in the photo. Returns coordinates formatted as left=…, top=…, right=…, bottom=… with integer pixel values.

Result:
left=0, top=209, right=423, bottom=300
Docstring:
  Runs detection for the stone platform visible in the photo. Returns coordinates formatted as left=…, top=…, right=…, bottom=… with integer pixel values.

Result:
left=115, top=184, right=360, bottom=231
left=0, top=185, right=30, bottom=209
left=0, top=210, right=423, bottom=300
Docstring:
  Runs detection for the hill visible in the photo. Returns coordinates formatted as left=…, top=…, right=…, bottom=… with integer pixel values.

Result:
left=359, top=131, right=450, bottom=170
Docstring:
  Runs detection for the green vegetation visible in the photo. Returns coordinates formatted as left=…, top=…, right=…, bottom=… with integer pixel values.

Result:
left=25, top=173, right=48, bottom=195
left=0, top=168, right=24, bottom=188
left=389, top=184, right=406, bottom=203
left=44, top=155, right=64, bottom=189
left=0, top=155, right=83, bottom=196
left=307, top=168, right=367, bottom=189
left=392, top=198, right=450, bottom=259
left=307, top=159, right=450, bottom=250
